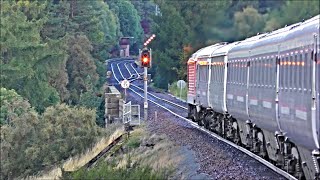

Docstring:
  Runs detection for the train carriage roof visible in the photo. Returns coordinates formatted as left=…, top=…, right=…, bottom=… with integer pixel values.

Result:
left=195, top=42, right=227, bottom=59
left=210, top=42, right=239, bottom=57
left=228, top=33, right=268, bottom=59
left=250, top=15, right=319, bottom=55
left=281, top=15, right=319, bottom=45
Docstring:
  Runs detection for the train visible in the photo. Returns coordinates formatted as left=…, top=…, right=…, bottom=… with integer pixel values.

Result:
left=187, top=15, right=320, bottom=179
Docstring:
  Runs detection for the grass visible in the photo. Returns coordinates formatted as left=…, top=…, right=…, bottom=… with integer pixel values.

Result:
left=25, top=124, right=123, bottom=180
left=63, top=126, right=180, bottom=180
left=64, top=161, right=170, bottom=180
left=63, top=124, right=124, bottom=172
left=168, top=81, right=187, bottom=100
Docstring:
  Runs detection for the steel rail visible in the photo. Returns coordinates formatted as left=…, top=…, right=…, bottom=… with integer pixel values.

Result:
left=117, top=62, right=187, bottom=110
left=111, top=61, right=297, bottom=180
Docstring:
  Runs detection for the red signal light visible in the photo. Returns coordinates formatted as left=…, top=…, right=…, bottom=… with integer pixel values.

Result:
left=143, top=57, right=149, bottom=63
left=141, top=50, right=151, bottom=68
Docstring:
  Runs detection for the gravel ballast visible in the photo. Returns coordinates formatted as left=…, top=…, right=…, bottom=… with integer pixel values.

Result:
left=109, top=61, right=286, bottom=180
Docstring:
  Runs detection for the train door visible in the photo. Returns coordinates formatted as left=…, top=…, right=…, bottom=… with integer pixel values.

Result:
left=312, top=34, right=319, bottom=149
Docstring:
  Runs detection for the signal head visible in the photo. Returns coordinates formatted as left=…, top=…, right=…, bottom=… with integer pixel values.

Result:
left=140, top=49, right=151, bottom=68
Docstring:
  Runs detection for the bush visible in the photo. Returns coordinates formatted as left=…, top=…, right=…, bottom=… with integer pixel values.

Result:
left=168, top=81, right=187, bottom=100
left=64, top=161, right=169, bottom=180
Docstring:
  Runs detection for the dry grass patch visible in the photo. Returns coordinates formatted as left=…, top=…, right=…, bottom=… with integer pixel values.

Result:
left=26, top=124, right=124, bottom=180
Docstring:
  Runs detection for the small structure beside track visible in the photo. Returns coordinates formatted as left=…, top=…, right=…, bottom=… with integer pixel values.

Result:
left=105, top=86, right=122, bottom=127
left=105, top=85, right=141, bottom=127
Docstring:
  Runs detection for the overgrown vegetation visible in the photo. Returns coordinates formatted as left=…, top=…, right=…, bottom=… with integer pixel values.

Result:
left=63, top=127, right=178, bottom=180
left=168, top=82, right=188, bottom=101
left=150, top=0, right=320, bottom=88
left=64, top=161, right=169, bottom=180
left=0, top=88, right=101, bottom=179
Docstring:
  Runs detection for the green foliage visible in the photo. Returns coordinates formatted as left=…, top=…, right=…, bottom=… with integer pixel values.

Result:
left=108, top=0, right=144, bottom=54
left=127, top=136, right=141, bottom=149
left=0, top=0, right=61, bottom=112
left=0, top=88, right=34, bottom=125
left=168, top=82, right=187, bottom=101
left=40, top=104, right=99, bottom=162
left=71, top=0, right=120, bottom=60
left=66, top=34, right=98, bottom=104
left=64, top=161, right=169, bottom=180
left=0, top=101, right=100, bottom=179
left=150, top=0, right=319, bottom=89
left=150, top=1, right=190, bottom=88
left=234, top=6, right=265, bottom=39
left=264, top=0, right=320, bottom=31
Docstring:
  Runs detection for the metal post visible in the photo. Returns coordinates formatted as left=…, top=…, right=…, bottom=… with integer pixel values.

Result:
left=144, top=67, right=148, bottom=121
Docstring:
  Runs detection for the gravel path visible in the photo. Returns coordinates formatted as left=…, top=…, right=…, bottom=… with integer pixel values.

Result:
left=108, top=61, right=286, bottom=180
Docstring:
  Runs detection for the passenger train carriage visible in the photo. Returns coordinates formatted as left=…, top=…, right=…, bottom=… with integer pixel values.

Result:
left=187, top=15, right=320, bottom=179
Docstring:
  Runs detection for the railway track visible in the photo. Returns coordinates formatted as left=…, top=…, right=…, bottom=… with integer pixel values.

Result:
left=116, top=62, right=187, bottom=112
left=110, top=60, right=296, bottom=180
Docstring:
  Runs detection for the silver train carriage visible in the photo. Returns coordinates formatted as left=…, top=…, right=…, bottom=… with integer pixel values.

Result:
left=187, top=15, right=320, bottom=179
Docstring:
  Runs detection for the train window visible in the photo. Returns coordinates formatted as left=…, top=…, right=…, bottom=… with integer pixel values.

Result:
left=238, top=62, right=241, bottom=84
left=217, top=63, right=220, bottom=83
left=255, top=60, right=257, bottom=85
left=243, top=61, right=245, bottom=85
left=300, top=54, right=304, bottom=90
left=304, top=53, right=309, bottom=90
left=264, top=59, right=267, bottom=86
left=259, top=59, right=262, bottom=86
left=241, top=61, right=243, bottom=84
left=269, top=58, right=273, bottom=87
left=229, top=63, right=232, bottom=83
left=255, top=60, right=258, bottom=86
left=235, top=62, right=238, bottom=84
left=309, top=52, right=312, bottom=90
left=251, top=60, right=254, bottom=85
left=218, top=63, right=220, bottom=83
left=280, top=57, right=284, bottom=88
left=290, top=55, right=294, bottom=89
left=220, top=63, right=223, bottom=83
left=221, top=64, right=224, bottom=83
left=270, top=58, right=272, bottom=86
left=249, top=61, right=253, bottom=85
left=273, top=57, right=276, bottom=88
left=285, top=56, right=289, bottom=89
left=215, top=63, right=218, bottom=83
left=268, top=58, right=271, bottom=87
left=295, top=54, right=299, bottom=90
left=243, top=61, right=246, bottom=85
left=233, top=62, right=235, bottom=84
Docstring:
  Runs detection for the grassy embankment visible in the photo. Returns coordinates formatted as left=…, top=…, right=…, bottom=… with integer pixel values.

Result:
left=168, top=81, right=188, bottom=101
left=62, top=125, right=182, bottom=179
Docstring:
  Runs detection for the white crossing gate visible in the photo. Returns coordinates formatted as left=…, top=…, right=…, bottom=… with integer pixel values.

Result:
left=130, top=105, right=140, bottom=125
left=122, top=101, right=141, bottom=126
left=123, top=101, right=131, bottom=124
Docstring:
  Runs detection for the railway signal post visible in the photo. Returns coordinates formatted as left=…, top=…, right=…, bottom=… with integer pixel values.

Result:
left=139, top=47, right=152, bottom=121
left=140, top=34, right=155, bottom=121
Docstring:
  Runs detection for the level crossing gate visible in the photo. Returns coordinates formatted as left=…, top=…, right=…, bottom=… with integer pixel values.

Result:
left=122, top=101, right=141, bottom=126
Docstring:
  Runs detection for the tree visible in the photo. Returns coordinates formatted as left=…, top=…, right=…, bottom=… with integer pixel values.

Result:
left=150, top=1, right=190, bottom=88
left=234, top=6, right=265, bottom=39
left=264, top=0, right=319, bottom=31
left=66, top=34, right=98, bottom=105
left=0, top=101, right=100, bottom=178
left=0, top=88, right=40, bottom=178
left=39, top=104, right=99, bottom=165
left=108, top=0, right=144, bottom=54
left=0, top=0, right=61, bottom=112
